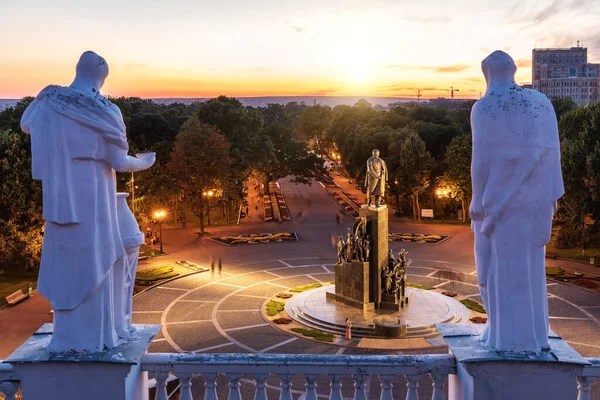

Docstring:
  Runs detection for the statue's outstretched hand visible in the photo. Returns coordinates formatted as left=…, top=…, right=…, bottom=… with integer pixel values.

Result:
left=135, top=152, right=156, bottom=169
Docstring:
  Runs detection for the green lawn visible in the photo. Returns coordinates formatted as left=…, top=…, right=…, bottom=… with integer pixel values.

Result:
left=546, top=243, right=600, bottom=264
left=0, top=265, right=38, bottom=306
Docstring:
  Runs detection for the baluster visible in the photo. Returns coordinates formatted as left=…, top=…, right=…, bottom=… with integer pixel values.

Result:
left=178, top=373, right=194, bottom=400
left=378, top=374, right=395, bottom=400
left=577, top=376, right=597, bottom=400
left=227, top=373, right=242, bottom=400
left=304, top=374, right=319, bottom=400
left=203, top=373, right=218, bottom=400
left=279, top=373, right=293, bottom=400
left=405, top=374, right=422, bottom=400
left=253, top=373, right=268, bottom=400
left=430, top=371, right=445, bottom=400
left=328, top=374, right=344, bottom=400
left=352, top=374, right=368, bottom=400
left=153, top=371, right=170, bottom=400
left=0, top=380, right=19, bottom=400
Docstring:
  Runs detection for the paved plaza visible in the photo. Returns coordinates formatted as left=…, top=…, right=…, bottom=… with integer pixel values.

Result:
left=2, top=176, right=599, bottom=398
left=130, top=176, right=600, bottom=361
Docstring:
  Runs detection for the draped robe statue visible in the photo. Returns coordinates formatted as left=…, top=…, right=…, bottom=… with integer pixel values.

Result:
left=470, top=51, right=564, bottom=353
left=21, top=51, right=155, bottom=352
left=364, top=149, right=388, bottom=206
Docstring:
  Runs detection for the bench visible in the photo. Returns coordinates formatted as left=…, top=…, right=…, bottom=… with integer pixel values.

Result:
left=5, top=289, right=29, bottom=306
left=546, top=251, right=557, bottom=259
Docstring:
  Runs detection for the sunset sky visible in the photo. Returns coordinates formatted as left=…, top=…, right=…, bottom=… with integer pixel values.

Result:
left=1, top=0, right=599, bottom=99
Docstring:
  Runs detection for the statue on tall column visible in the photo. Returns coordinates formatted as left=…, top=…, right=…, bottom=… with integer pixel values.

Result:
left=20, top=51, right=156, bottom=352
left=470, top=51, right=564, bottom=353
left=364, top=149, right=388, bottom=207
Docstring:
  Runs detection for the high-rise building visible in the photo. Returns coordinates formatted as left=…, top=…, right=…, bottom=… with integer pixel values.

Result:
left=532, top=46, right=600, bottom=105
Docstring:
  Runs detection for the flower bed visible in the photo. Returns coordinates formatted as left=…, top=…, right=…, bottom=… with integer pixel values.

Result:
left=389, top=233, right=449, bottom=244
left=330, top=192, right=359, bottom=218
left=211, top=232, right=299, bottom=246
left=460, top=299, right=486, bottom=314
left=263, top=195, right=274, bottom=221
left=342, top=191, right=362, bottom=208
left=276, top=193, right=291, bottom=221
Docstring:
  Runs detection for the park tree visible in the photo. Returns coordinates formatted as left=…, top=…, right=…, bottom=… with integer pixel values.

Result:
left=554, top=102, right=600, bottom=249
left=438, top=134, right=472, bottom=222
left=296, top=104, right=332, bottom=155
left=167, top=117, right=232, bottom=233
left=197, top=96, right=270, bottom=202
left=256, top=104, right=327, bottom=191
left=388, top=131, right=433, bottom=221
left=0, top=129, right=43, bottom=270
left=551, top=97, right=577, bottom=123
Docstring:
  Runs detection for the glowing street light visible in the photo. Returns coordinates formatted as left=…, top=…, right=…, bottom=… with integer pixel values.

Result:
left=154, top=210, right=166, bottom=254
left=436, top=188, right=450, bottom=198
left=203, top=190, right=216, bottom=226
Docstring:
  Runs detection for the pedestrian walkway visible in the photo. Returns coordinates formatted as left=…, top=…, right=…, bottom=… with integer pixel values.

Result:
left=0, top=293, right=51, bottom=359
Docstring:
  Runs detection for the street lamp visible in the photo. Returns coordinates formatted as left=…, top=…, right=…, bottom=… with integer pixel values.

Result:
left=202, top=190, right=215, bottom=226
left=153, top=210, right=166, bottom=254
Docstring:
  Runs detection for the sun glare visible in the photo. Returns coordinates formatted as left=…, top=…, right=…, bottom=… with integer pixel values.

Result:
left=345, top=64, right=370, bottom=85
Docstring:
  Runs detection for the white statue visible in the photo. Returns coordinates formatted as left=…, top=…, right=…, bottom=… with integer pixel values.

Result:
left=20, top=51, right=155, bottom=352
left=114, top=193, right=145, bottom=339
left=470, top=51, right=564, bottom=353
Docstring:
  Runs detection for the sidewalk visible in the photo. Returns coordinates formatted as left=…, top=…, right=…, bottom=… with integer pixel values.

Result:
left=546, top=257, right=600, bottom=278
left=0, top=293, right=52, bottom=359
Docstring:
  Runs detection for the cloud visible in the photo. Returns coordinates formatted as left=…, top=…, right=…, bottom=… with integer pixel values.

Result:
left=515, top=58, right=532, bottom=68
left=532, top=1, right=560, bottom=24
left=292, top=26, right=305, bottom=34
left=435, top=64, right=470, bottom=73
left=125, top=63, right=147, bottom=69
left=306, top=88, right=338, bottom=95
left=247, top=67, right=272, bottom=73
left=398, top=15, right=451, bottom=24
left=461, top=77, right=485, bottom=84
left=386, top=64, right=471, bottom=73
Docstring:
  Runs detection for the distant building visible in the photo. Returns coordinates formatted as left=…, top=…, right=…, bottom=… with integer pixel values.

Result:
left=532, top=46, right=600, bottom=105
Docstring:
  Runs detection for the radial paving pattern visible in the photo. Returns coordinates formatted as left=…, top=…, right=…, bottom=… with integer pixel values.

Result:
left=132, top=257, right=600, bottom=357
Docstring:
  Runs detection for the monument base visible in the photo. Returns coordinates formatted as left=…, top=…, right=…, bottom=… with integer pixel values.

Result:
left=379, top=292, right=411, bottom=310
left=437, top=324, right=589, bottom=400
left=6, top=323, right=160, bottom=400
left=331, top=260, right=373, bottom=310
left=326, top=291, right=375, bottom=311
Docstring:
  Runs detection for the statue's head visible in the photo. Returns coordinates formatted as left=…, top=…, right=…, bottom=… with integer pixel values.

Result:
left=481, top=51, right=516, bottom=86
left=372, top=149, right=380, bottom=159
left=75, top=51, right=109, bottom=90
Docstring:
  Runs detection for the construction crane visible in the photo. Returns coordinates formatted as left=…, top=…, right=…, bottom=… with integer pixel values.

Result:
left=449, top=86, right=460, bottom=99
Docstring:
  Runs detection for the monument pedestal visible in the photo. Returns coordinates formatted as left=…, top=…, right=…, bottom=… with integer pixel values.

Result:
left=437, top=324, right=589, bottom=400
left=360, top=205, right=388, bottom=307
left=328, top=261, right=374, bottom=310
left=6, top=323, right=160, bottom=400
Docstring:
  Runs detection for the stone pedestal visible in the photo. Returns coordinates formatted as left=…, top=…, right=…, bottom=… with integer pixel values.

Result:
left=328, top=261, right=374, bottom=310
left=437, top=324, right=589, bottom=400
left=6, top=323, right=160, bottom=400
left=360, top=205, right=387, bottom=307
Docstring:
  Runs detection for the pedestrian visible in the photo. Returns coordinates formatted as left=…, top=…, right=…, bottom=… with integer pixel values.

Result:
left=255, top=204, right=259, bottom=212
left=345, top=318, right=352, bottom=340
left=210, top=256, right=215, bottom=278
left=246, top=206, right=249, bottom=216
left=336, top=213, right=342, bottom=225
left=218, top=258, right=223, bottom=277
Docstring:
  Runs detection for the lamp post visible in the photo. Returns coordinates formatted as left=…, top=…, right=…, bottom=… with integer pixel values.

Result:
left=202, top=190, right=215, bottom=226
left=436, top=188, right=450, bottom=222
left=154, top=210, right=166, bottom=254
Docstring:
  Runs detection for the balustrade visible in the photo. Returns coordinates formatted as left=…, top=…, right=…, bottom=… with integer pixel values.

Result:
left=142, top=353, right=454, bottom=400
left=2, top=355, right=600, bottom=399
left=0, top=362, right=19, bottom=400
